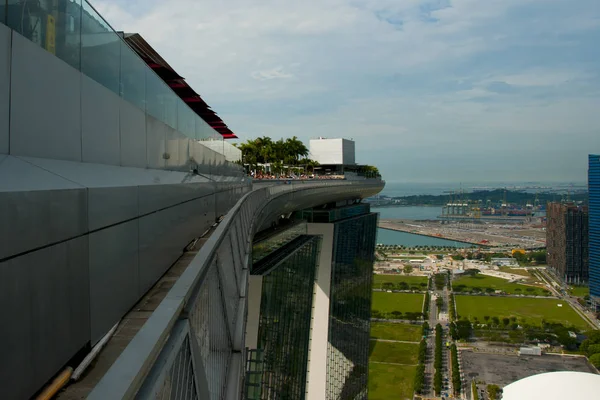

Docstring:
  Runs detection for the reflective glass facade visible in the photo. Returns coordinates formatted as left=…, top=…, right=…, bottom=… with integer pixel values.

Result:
left=252, top=222, right=308, bottom=264
left=590, top=155, right=600, bottom=299
left=248, top=235, right=321, bottom=399
left=327, top=210, right=378, bottom=400
left=0, top=0, right=218, bottom=140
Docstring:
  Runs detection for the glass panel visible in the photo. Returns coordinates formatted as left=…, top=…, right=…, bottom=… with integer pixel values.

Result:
left=177, top=100, right=195, bottom=139
left=80, top=1, right=120, bottom=94
left=146, top=69, right=177, bottom=128
left=0, top=1, right=7, bottom=25
left=195, top=116, right=211, bottom=140
left=7, top=0, right=82, bottom=70
left=120, top=41, right=146, bottom=110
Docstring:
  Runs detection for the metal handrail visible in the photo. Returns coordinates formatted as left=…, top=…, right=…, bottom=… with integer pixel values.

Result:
left=89, top=179, right=384, bottom=400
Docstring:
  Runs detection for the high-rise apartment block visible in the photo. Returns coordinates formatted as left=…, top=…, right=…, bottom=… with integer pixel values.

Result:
left=589, top=155, right=600, bottom=304
left=546, top=202, right=589, bottom=284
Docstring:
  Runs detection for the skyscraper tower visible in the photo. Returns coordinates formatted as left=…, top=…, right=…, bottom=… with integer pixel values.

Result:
left=589, top=155, right=600, bottom=307
left=546, top=202, right=589, bottom=284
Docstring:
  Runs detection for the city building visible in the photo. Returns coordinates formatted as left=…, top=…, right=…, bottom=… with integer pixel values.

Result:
left=546, top=202, right=589, bottom=284
left=245, top=203, right=378, bottom=399
left=310, top=137, right=356, bottom=166
left=310, top=137, right=356, bottom=175
left=0, top=2, right=384, bottom=398
left=589, top=154, right=600, bottom=305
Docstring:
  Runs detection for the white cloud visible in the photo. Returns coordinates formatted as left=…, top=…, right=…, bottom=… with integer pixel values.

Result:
left=92, top=0, right=600, bottom=182
left=251, top=67, right=294, bottom=81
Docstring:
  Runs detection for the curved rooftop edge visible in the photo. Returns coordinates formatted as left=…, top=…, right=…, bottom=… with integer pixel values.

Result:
left=502, top=371, right=600, bottom=400
left=88, top=178, right=385, bottom=400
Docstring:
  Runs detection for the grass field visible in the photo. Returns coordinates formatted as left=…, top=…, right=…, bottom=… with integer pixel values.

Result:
left=455, top=295, right=589, bottom=329
left=453, top=274, right=548, bottom=296
left=369, top=363, right=416, bottom=400
left=387, top=255, right=427, bottom=260
left=370, top=322, right=422, bottom=342
left=369, top=341, right=419, bottom=364
left=498, top=267, right=534, bottom=278
left=371, top=292, right=425, bottom=315
left=569, top=285, right=589, bottom=298
left=373, top=274, right=428, bottom=287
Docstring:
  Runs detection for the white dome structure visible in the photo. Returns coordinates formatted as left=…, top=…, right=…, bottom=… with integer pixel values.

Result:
left=502, top=371, right=600, bottom=400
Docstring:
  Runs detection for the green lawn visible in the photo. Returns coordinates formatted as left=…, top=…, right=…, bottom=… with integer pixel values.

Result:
left=498, top=267, right=534, bottom=278
left=372, top=292, right=425, bottom=315
left=455, top=295, right=589, bottom=330
left=369, top=341, right=419, bottom=364
left=370, top=322, right=422, bottom=342
left=453, top=274, right=548, bottom=296
left=387, top=255, right=427, bottom=260
left=569, top=285, right=589, bottom=298
left=369, top=363, right=416, bottom=400
left=373, top=274, right=428, bottom=287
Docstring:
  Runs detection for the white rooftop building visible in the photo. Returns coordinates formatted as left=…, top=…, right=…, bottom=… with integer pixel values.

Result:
left=309, top=138, right=355, bottom=166
left=502, top=371, right=600, bottom=400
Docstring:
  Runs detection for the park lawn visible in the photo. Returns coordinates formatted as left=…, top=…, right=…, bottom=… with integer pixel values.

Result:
left=369, top=363, right=416, bottom=400
left=453, top=274, right=547, bottom=296
left=370, top=322, right=422, bottom=342
left=373, top=274, right=428, bottom=287
left=387, top=255, right=427, bottom=260
left=369, top=341, right=419, bottom=365
left=455, top=295, right=589, bottom=330
left=569, top=285, right=589, bottom=298
left=498, top=267, right=534, bottom=278
left=371, top=292, right=425, bottom=315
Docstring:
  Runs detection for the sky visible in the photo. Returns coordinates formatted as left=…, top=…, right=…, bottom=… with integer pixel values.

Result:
left=95, top=0, right=599, bottom=183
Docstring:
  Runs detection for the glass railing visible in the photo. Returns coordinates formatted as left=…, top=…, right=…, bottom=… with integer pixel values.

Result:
left=1, top=0, right=222, bottom=143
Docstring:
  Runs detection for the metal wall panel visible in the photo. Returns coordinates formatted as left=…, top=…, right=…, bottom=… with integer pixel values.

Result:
left=146, top=115, right=167, bottom=169
left=81, top=75, right=120, bottom=165
left=0, top=237, right=90, bottom=400
left=119, top=99, right=147, bottom=168
left=192, top=141, right=210, bottom=175
left=9, top=32, right=82, bottom=161
left=138, top=196, right=216, bottom=295
left=165, top=126, right=181, bottom=170
left=0, top=185, right=88, bottom=260
left=138, top=207, right=177, bottom=295
left=89, top=220, right=140, bottom=344
left=0, top=24, right=9, bottom=154
left=88, top=186, right=139, bottom=231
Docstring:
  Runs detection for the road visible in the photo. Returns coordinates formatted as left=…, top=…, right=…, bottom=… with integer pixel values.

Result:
left=423, top=273, right=456, bottom=399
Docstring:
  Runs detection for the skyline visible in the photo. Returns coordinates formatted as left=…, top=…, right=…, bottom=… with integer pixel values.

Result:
left=96, top=0, right=599, bottom=182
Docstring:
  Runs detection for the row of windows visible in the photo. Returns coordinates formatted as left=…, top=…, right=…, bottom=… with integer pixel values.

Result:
left=248, top=236, right=321, bottom=399
left=589, top=155, right=600, bottom=298
left=327, top=213, right=378, bottom=400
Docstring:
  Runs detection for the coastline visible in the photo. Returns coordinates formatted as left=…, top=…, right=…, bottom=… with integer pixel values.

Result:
left=377, top=224, right=481, bottom=247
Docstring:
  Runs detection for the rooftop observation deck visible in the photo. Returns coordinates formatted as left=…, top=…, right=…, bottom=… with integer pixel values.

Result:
left=49, top=178, right=384, bottom=400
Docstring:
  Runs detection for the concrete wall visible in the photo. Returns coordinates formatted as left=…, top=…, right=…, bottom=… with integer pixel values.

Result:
left=201, top=139, right=242, bottom=162
left=309, top=138, right=356, bottom=165
left=0, top=27, right=249, bottom=400
left=245, top=275, right=264, bottom=350
left=305, top=223, right=334, bottom=399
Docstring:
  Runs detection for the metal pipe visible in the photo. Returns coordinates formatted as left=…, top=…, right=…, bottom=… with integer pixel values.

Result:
left=35, top=367, right=73, bottom=400
left=71, top=322, right=119, bottom=381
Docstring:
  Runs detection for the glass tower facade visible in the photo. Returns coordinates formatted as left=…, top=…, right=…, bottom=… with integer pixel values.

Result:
left=327, top=211, right=378, bottom=400
left=590, top=155, right=600, bottom=300
left=247, top=235, right=321, bottom=399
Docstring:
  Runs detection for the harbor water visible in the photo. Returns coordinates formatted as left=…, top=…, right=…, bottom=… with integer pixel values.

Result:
left=376, top=228, right=472, bottom=248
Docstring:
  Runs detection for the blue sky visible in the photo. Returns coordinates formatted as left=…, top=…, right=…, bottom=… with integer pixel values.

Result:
left=96, top=0, right=599, bottom=183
